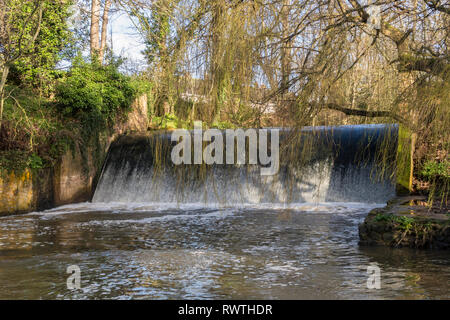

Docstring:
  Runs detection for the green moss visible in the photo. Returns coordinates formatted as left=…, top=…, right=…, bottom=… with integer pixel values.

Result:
left=211, top=120, right=236, bottom=129
left=396, top=125, right=412, bottom=195
left=0, top=151, right=29, bottom=176
left=151, top=113, right=189, bottom=129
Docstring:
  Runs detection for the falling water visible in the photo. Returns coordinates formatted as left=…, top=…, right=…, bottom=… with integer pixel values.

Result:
left=93, top=124, right=398, bottom=205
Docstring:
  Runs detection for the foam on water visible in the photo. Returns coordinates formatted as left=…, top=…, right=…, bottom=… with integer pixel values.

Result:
left=92, top=124, right=398, bottom=206
left=27, top=201, right=385, bottom=217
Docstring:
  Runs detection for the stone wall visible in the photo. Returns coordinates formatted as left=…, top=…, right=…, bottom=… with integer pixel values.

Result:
left=0, top=168, right=54, bottom=216
left=0, top=94, right=149, bottom=216
left=396, top=125, right=416, bottom=195
left=359, top=196, right=450, bottom=249
left=0, top=170, right=34, bottom=215
left=52, top=144, right=99, bottom=207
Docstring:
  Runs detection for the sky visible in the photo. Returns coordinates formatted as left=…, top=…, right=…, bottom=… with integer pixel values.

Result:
left=63, top=3, right=147, bottom=72
left=109, top=11, right=146, bottom=64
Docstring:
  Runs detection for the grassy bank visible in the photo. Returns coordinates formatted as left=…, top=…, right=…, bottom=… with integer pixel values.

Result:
left=359, top=197, right=450, bottom=249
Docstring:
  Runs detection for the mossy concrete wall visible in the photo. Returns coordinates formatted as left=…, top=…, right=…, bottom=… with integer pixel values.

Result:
left=396, top=125, right=416, bottom=195
left=0, top=170, right=34, bottom=214
left=0, top=95, right=149, bottom=216
left=0, top=168, right=54, bottom=216
left=53, top=144, right=104, bottom=206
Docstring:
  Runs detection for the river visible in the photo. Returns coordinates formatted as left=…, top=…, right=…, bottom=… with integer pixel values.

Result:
left=0, top=202, right=448, bottom=299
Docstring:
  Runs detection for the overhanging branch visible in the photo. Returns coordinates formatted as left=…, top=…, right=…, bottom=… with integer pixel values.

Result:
left=323, top=103, right=410, bottom=128
left=426, top=0, right=450, bottom=15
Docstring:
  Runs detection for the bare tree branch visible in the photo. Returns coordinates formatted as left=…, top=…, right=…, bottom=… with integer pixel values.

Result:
left=323, top=103, right=410, bottom=128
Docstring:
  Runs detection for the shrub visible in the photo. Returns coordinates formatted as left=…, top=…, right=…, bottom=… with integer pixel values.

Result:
left=420, top=160, right=450, bottom=201
left=54, top=57, right=139, bottom=127
left=420, top=160, right=450, bottom=180
left=27, top=153, right=43, bottom=169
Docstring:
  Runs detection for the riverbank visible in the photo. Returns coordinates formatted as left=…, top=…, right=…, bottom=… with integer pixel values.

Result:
left=359, top=196, right=450, bottom=249
left=0, top=94, right=149, bottom=216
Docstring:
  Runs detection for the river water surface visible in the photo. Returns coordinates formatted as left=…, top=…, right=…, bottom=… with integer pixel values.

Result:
left=0, top=202, right=449, bottom=299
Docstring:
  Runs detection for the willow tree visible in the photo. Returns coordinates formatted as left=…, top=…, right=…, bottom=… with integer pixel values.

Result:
left=314, top=0, right=449, bottom=127
left=209, top=0, right=226, bottom=123
left=112, top=0, right=447, bottom=197
left=206, top=0, right=262, bottom=124
left=120, top=0, right=448, bottom=149
left=268, top=0, right=449, bottom=196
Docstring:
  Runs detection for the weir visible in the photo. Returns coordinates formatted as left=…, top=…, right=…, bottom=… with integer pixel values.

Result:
left=92, top=124, right=399, bottom=205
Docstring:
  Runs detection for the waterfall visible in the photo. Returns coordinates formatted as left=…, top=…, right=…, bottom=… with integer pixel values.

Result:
left=92, top=124, right=398, bottom=205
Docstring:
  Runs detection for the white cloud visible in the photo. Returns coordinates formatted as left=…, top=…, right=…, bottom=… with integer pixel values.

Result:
left=110, top=13, right=146, bottom=63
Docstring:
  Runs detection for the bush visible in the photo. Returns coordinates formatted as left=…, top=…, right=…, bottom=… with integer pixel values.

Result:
left=54, top=57, right=140, bottom=126
left=421, top=160, right=450, bottom=180
left=27, top=153, right=43, bottom=169
left=420, top=160, right=450, bottom=200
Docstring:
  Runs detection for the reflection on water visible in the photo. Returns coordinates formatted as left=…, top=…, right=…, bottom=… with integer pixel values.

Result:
left=0, top=203, right=448, bottom=299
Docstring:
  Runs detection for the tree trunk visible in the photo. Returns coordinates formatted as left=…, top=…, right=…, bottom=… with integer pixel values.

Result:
left=99, top=0, right=111, bottom=64
left=90, top=0, right=100, bottom=59
left=0, top=64, right=10, bottom=129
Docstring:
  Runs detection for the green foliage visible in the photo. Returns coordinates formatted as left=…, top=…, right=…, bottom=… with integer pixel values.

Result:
left=374, top=213, right=415, bottom=231
left=27, top=153, right=43, bottom=169
left=0, top=85, right=77, bottom=171
left=394, top=216, right=415, bottom=231
left=0, top=150, right=29, bottom=174
left=1, top=85, right=54, bottom=152
left=9, top=0, right=73, bottom=93
left=420, top=160, right=450, bottom=201
left=2, top=85, right=48, bottom=118
left=1, top=55, right=151, bottom=173
left=151, top=113, right=188, bottom=129
left=54, top=57, right=142, bottom=128
left=420, top=160, right=450, bottom=180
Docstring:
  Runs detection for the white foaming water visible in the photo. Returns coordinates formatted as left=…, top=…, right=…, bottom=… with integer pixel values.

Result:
left=92, top=155, right=394, bottom=204
left=28, top=201, right=385, bottom=218
left=91, top=125, right=398, bottom=206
